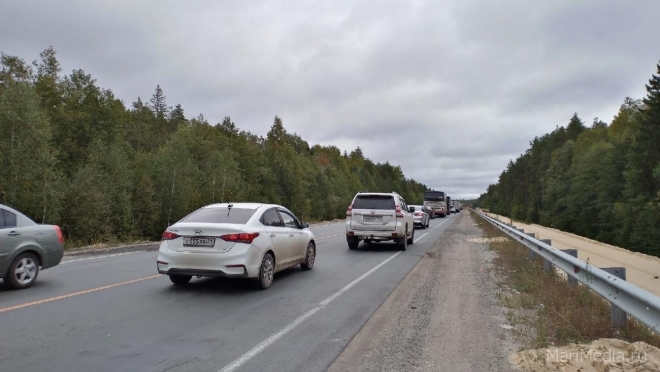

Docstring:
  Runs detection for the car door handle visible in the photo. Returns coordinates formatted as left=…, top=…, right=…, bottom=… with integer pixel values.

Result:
left=289, top=234, right=294, bottom=237
left=270, top=234, right=276, bottom=237
left=8, top=231, right=20, bottom=236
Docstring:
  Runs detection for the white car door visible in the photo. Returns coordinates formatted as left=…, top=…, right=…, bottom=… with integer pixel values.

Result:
left=260, top=208, right=292, bottom=270
left=278, top=210, right=307, bottom=264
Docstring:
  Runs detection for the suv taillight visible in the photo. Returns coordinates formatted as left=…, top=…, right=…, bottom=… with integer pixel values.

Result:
left=346, top=204, right=353, bottom=216
left=395, top=205, right=403, bottom=218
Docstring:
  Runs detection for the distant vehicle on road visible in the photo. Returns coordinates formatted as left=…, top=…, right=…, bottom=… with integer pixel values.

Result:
left=0, top=204, right=64, bottom=290
left=157, top=203, right=316, bottom=290
left=423, top=190, right=447, bottom=218
left=422, top=205, right=435, bottom=219
left=346, top=191, right=415, bottom=250
left=409, top=205, right=430, bottom=229
left=449, top=205, right=456, bottom=214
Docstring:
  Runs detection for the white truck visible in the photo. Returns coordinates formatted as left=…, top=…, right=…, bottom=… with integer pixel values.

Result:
left=423, top=190, right=447, bottom=218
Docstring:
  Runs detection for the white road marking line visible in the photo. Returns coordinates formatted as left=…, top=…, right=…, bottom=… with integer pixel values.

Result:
left=219, top=251, right=402, bottom=372
left=414, top=218, right=450, bottom=243
left=219, top=215, right=453, bottom=372
left=61, top=251, right=137, bottom=264
left=316, top=233, right=343, bottom=241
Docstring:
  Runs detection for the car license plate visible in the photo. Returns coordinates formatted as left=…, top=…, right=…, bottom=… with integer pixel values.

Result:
left=364, top=216, right=381, bottom=222
left=183, top=237, right=216, bottom=247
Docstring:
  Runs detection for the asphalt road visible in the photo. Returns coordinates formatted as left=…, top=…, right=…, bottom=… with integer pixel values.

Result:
left=0, top=214, right=459, bottom=372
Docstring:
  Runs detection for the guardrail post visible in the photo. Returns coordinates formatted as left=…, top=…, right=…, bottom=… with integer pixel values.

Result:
left=602, top=267, right=628, bottom=329
left=540, top=239, right=552, bottom=271
left=561, top=249, right=578, bottom=286
left=524, top=232, right=536, bottom=260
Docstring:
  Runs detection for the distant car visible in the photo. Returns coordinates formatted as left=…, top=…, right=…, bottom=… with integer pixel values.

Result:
left=423, top=205, right=436, bottom=219
left=157, top=203, right=315, bottom=290
left=345, top=191, right=415, bottom=250
left=409, top=205, right=430, bottom=229
left=450, top=205, right=456, bottom=214
left=0, top=204, right=64, bottom=290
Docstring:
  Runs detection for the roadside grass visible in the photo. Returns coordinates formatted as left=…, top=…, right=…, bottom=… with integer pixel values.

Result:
left=471, top=211, right=660, bottom=350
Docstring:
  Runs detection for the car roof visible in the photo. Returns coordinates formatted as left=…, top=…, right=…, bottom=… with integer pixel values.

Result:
left=204, top=202, right=288, bottom=211
left=355, top=192, right=397, bottom=197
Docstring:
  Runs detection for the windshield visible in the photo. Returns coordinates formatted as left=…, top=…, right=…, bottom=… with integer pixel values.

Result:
left=179, top=207, right=256, bottom=224
left=424, top=191, right=445, bottom=201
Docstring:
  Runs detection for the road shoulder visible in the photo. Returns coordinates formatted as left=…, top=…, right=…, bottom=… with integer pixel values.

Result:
left=327, top=212, right=517, bottom=371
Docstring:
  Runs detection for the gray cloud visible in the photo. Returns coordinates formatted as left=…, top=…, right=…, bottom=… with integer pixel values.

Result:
left=2, top=0, right=659, bottom=199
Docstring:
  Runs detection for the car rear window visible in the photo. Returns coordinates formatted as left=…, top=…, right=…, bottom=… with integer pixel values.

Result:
left=180, top=207, right=256, bottom=224
left=352, top=195, right=396, bottom=210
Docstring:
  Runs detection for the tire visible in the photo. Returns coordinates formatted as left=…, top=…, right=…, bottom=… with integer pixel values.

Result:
left=407, top=227, right=415, bottom=245
left=347, top=236, right=359, bottom=250
left=301, top=242, right=315, bottom=270
left=5, top=252, right=39, bottom=290
left=169, top=274, right=192, bottom=285
left=397, top=227, right=409, bottom=251
left=257, top=253, right=275, bottom=290
left=364, top=239, right=372, bottom=244
left=441, top=213, right=446, bottom=218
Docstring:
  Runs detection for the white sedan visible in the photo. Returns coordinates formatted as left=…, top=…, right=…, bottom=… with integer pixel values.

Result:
left=157, top=203, right=316, bottom=289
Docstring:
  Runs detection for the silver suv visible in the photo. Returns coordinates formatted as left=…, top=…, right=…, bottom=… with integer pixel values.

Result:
left=345, top=192, right=415, bottom=250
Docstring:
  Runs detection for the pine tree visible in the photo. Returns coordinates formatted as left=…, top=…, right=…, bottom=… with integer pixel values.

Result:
left=149, top=85, right=169, bottom=119
left=566, top=113, right=585, bottom=140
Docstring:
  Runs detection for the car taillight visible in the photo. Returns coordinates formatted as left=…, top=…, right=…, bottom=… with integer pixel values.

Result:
left=346, top=204, right=353, bottom=216
left=395, top=205, right=403, bottom=218
left=54, top=225, right=64, bottom=244
left=220, top=232, right=260, bottom=244
left=162, top=231, right=179, bottom=240
left=415, top=212, right=423, bottom=216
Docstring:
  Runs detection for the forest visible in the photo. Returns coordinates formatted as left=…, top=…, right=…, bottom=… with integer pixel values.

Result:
left=0, top=47, right=428, bottom=246
left=476, top=63, right=660, bottom=256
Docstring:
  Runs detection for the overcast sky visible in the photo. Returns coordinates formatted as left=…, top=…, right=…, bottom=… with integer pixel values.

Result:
left=2, top=0, right=659, bottom=199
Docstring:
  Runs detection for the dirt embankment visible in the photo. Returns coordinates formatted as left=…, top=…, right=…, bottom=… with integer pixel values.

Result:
left=511, top=338, right=660, bottom=372
left=327, top=212, right=517, bottom=372
left=484, top=212, right=660, bottom=296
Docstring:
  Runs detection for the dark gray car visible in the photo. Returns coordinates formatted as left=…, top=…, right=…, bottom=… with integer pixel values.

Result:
left=0, top=204, right=64, bottom=289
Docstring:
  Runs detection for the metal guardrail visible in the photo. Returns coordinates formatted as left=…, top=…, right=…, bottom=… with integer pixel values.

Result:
left=473, top=209, right=660, bottom=332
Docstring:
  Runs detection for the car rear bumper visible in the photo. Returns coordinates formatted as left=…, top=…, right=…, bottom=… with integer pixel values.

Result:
left=42, top=246, right=64, bottom=269
left=346, top=230, right=402, bottom=241
left=156, top=242, right=262, bottom=278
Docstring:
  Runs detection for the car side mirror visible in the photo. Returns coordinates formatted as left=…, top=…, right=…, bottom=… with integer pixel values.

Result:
left=408, top=206, right=415, bottom=213
left=301, top=222, right=310, bottom=229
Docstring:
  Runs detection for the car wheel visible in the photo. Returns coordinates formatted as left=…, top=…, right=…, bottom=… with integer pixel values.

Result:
left=258, top=253, right=275, bottom=290
left=301, top=242, right=315, bottom=270
left=6, top=252, right=39, bottom=290
left=169, top=274, right=192, bottom=285
left=364, top=239, right=372, bottom=244
left=397, top=228, right=408, bottom=251
left=407, top=227, right=415, bottom=245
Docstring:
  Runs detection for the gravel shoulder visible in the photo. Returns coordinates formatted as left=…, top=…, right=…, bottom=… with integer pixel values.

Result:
left=327, top=212, right=518, bottom=372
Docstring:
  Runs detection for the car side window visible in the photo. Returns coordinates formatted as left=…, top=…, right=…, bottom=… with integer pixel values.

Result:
left=400, top=198, right=408, bottom=213
left=261, top=208, right=284, bottom=227
left=278, top=211, right=300, bottom=229
left=0, top=209, right=17, bottom=229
